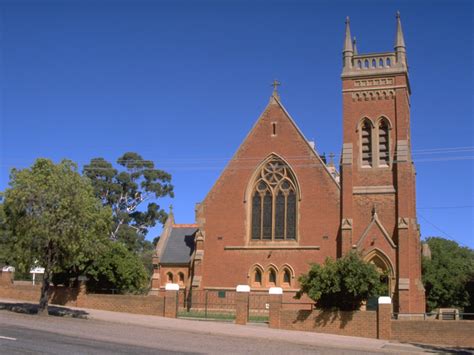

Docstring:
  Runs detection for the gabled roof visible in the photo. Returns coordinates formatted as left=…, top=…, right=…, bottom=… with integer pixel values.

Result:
left=160, top=225, right=197, bottom=265
left=202, top=94, right=340, bottom=205
left=357, top=212, right=396, bottom=249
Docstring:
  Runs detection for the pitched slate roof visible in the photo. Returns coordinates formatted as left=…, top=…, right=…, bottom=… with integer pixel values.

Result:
left=160, top=226, right=197, bottom=265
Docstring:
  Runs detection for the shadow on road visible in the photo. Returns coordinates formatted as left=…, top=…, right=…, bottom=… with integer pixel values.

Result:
left=408, top=342, right=474, bottom=354
left=0, top=301, right=89, bottom=319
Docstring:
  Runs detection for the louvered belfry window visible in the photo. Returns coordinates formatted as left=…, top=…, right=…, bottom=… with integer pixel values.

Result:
left=378, top=120, right=390, bottom=165
left=361, top=120, right=373, bottom=167
left=251, top=157, right=298, bottom=241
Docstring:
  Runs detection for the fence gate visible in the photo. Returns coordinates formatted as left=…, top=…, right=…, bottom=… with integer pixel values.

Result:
left=248, top=293, right=270, bottom=323
left=178, top=290, right=236, bottom=321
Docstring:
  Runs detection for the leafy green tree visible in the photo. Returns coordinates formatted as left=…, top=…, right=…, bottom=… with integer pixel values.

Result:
left=1, top=159, right=112, bottom=314
left=296, top=252, right=385, bottom=311
left=422, top=237, right=474, bottom=311
left=83, top=152, right=173, bottom=252
left=86, top=241, right=149, bottom=293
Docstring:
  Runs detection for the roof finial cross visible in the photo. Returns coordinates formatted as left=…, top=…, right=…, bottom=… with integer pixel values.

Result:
left=271, top=79, right=281, bottom=96
left=328, top=152, right=335, bottom=166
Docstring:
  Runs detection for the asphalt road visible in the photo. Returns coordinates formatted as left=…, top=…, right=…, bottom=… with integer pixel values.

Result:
left=0, top=311, right=405, bottom=355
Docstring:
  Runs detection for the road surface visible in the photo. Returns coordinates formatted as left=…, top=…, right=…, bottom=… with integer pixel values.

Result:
left=0, top=308, right=428, bottom=354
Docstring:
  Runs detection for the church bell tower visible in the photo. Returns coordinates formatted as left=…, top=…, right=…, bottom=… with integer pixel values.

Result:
left=340, top=13, right=425, bottom=313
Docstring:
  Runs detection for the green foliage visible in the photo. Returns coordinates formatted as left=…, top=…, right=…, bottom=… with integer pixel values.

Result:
left=296, top=252, right=385, bottom=311
left=82, top=152, right=173, bottom=291
left=86, top=241, right=149, bottom=293
left=422, top=237, right=474, bottom=311
left=1, top=159, right=112, bottom=311
left=83, top=152, right=173, bottom=252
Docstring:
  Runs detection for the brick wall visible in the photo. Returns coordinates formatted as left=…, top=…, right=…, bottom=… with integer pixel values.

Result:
left=391, top=320, right=474, bottom=347
left=278, top=308, right=378, bottom=338
left=0, top=283, right=172, bottom=318
left=0, top=284, right=77, bottom=305
left=81, top=293, right=164, bottom=316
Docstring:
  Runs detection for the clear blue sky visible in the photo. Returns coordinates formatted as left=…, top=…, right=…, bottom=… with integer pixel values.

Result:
left=1, top=0, right=473, bottom=247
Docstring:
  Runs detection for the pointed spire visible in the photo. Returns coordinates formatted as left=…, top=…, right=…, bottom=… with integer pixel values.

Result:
left=352, top=36, right=358, bottom=55
left=343, top=16, right=353, bottom=53
left=342, top=16, right=354, bottom=69
left=394, top=11, right=407, bottom=67
left=394, top=11, right=406, bottom=49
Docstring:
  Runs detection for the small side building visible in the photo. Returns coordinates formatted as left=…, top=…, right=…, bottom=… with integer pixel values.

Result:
left=151, top=210, right=197, bottom=294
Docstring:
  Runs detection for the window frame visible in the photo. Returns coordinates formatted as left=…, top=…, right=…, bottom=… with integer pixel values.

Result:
left=357, top=117, right=392, bottom=169
left=248, top=155, right=300, bottom=243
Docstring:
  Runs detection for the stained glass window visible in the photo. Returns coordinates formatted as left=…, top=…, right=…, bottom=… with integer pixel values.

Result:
left=250, top=156, right=298, bottom=241
left=251, top=192, right=261, bottom=239
left=262, top=192, right=272, bottom=239
left=275, top=192, right=285, bottom=239
left=287, top=191, right=296, bottom=239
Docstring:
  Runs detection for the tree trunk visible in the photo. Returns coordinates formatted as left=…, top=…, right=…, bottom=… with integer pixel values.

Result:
left=38, top=268, right=50, bottom=316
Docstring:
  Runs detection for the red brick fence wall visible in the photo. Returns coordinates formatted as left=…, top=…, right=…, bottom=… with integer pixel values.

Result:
left=2, top=275, right=473, bottom=348
left=391, top=319, right=474, bottom=347
left=233, top=288, right=474, bottom=348
left=0, top=276, right=177, bottom=318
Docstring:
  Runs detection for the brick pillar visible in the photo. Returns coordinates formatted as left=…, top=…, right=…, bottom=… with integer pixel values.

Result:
left=76, top=276, right=87, bottom=308
left=235, top=285, right=250, bottom=325
left=0, top=269, right=14, bottom=286
left=164, top=283, right=179, bottom=318
left=377, top=296, right=392, bottom=340
left=268, top=287, right=283, bottom=329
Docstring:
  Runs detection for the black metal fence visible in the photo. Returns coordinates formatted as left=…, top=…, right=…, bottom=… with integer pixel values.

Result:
left=177, top=290, right=271, bottom=322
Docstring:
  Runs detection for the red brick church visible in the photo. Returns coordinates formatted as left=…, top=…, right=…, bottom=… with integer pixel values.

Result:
left=153, top=13, right=425, bottom=313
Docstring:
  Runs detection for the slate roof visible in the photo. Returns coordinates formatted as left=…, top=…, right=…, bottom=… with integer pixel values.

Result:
left=160, top=226, right=197, bottom=265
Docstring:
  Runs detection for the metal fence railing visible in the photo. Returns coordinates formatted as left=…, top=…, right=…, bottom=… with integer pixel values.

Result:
left=393, top=312, right=474, bottom=320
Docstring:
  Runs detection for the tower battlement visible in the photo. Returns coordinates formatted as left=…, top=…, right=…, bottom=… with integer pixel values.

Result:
left=342, top=12, right=408, bottom=79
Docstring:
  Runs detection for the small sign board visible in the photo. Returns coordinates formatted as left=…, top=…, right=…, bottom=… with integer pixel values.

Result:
left=29, top=267, right=45, bottom=274
left=218, top=291, right=226, bottom=298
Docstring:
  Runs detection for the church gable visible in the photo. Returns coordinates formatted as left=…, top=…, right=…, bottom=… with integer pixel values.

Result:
left=203, top=94, right=339, bottom=207
left=356, top=209, right=396, bottom=258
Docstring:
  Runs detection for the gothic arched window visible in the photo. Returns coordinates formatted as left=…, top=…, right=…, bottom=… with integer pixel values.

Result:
left=378, top=119, right=390, bottom=166
left=251, top=157, right=298, bottom=241
left=360, top=119, right=373, bottom=167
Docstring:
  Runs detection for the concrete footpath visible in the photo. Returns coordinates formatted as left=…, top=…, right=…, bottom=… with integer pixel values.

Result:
left=0, top=297, right=426, bottom=353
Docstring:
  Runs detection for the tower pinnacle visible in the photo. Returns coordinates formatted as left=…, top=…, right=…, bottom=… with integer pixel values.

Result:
left=394, top=11, right=407, bottom=67
left=343, top=17, right=353, bottom=53
left=395, top=11, right=406, bottom=49
left=343, top=17, right=353, bottom=68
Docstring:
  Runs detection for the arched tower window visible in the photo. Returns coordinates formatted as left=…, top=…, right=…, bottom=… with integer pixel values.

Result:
left=378, top=119, right=390, bottom=166
left=250, top=157, right=298, bottom=241
left=281, top=268, right=292, bottom=287
left=178, top=272, right=185, bottom=285
left=166, top=272, right=173, bottom=283
left=268, top=268, right=277, bottom=287
left=254, top=269, right=262, bottom=286
left=360, top=119, right=373, bottom=167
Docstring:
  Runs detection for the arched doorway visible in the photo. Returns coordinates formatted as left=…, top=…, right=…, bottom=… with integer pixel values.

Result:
left=364, top=249, right=395, bottom=299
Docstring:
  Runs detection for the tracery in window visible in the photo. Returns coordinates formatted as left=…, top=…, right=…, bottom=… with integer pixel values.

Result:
left=251, top=157, right=298, bottom=241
